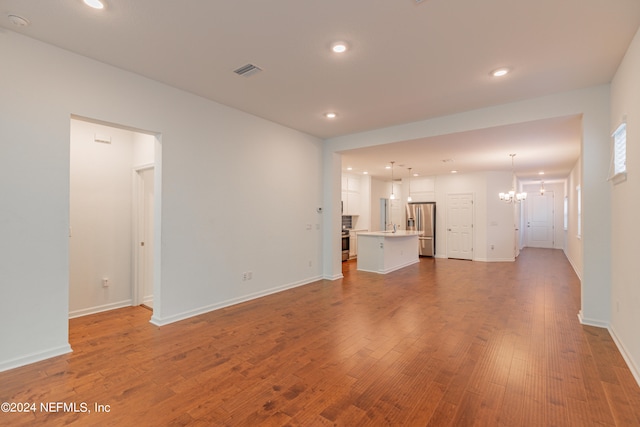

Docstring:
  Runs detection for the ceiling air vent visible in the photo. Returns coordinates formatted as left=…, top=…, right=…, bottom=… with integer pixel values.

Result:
left=233, top=63, right=262, bottom=77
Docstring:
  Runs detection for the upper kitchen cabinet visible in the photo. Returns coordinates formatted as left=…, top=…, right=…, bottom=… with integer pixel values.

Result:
left=405, top=176, right=436, bottom=202
left=342, top=174, right=361, bottom=216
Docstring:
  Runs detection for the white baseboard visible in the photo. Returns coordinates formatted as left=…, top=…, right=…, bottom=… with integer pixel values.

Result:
left=473, top=257, right=515, bottom=262
left=0, top=344, right=72, bottom=373
left=608, top=325, right=640, bottom=388
left=577, top=313, right=640, bottom=388
left=577, top=310, right=609, bottom=328
left=150, top=275, right=323, bottom=327
left=324, top=273, right=344, bottom=280
left=69, top=299, right=133, bottom=319
left=564, top=248, right=583, bottom=281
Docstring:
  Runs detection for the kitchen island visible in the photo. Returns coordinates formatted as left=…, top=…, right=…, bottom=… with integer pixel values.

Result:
left=356, top=230, right=420, bottom=274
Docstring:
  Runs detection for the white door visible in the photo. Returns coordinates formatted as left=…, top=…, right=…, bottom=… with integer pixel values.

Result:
left=136, top=168, right=154, bottom=307
left=526, top=192, right=554, bottom=248
left=447, top=193, right=473, bottom=260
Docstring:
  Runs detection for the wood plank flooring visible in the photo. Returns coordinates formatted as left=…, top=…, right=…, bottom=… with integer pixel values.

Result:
left=1, top=248, right=639, bottom=426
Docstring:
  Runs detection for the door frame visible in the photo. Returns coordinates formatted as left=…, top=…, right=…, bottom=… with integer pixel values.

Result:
left=524, top=190, right=555, bottom=248
left=132, top=164, right=154, bottom=307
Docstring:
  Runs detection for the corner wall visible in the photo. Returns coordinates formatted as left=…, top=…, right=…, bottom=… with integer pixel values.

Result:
left=0, top=31, right=324, bottom=371
left=610, top=26, right=640, bottom=384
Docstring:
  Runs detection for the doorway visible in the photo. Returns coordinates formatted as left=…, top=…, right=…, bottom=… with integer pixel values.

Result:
left=380, top=198, right=389, bottom=230
left=134, top=167, right=154, bottom=308
left=525, top=191, right=554, bottom=248
left=69, top=117, right=159, bottom=318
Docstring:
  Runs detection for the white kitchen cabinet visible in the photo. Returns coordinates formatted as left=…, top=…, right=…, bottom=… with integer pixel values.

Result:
left=349, top=232, right=357, bottom=258
left=341, top=174, right=361, bottom=216
left=346, top=191, right=360, bottom=215
left=348, top=229, right=368, bottom=259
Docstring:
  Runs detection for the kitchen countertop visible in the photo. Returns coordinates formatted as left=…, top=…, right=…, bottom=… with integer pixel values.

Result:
left=358, top=230, right=420, bottom=237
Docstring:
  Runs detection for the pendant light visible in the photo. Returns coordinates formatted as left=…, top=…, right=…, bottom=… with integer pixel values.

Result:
left=498, top=154, right=527, bottom=203
left=389, top=161, right=395, bottom=200
left=407, top=167, right=413, bottom=202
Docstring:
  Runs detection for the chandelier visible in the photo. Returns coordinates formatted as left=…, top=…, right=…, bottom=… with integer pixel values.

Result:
left=389, top=161, right=396, bottom=200
left=499, top=154, right=527, bottom=203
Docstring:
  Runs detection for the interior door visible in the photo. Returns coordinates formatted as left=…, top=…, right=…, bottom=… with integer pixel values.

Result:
left=526, top=191, right=554, bottom=248
left=446, top=193, right=473, bottom=260
left=136, top=167, right=154, bottom=308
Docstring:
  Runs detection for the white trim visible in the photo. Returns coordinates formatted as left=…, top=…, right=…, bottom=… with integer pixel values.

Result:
left=324, top=273, right=344, bottom=280
left=576, top=313, right=640, bottom=388
left=132, top=165, right=155, bottom=307
left=474, top=257, right=515, bottom=262
left=577, top=310, right=609, bottom=328
left=150, top=276, right=323, bottom=326
left=69, top=299, right=133, bottom=319
left=610, top=172, right=627, bottom=185
left=0, top=344, right=72, bottom=373
left=609, top=325, right=640, bottom=387
left=564, top=248, right=583, bottom=281
left=134, top=162, right=154, bottom=171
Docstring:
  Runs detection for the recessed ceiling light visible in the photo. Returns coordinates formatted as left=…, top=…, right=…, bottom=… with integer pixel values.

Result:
left=413, top=173, right=419, bottom=177
left=346, top=167, right=353, bottom=171
left=83, top=0, right=105, bottom=9
left=331, top=42, right=348, bottom=53
left=385, top=165, right=391, bottom=169
left=451, top=170, right=458, bottom=174
left=324, top=112, right=337, bottom=119
left=8, top=14, right=30, bottom=27
left=491, top=67, right=510, bottom=77
left=539, top=171, right=545, bottom=175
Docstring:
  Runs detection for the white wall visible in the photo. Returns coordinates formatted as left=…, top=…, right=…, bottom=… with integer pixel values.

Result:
left=435, top=172, right=491, bottom=261
left=610, top=26, right=640, bottom=384
left=0, top=31, right=323, bottom=371
left=133, top=132, right=156, bottom=166
left=565, top=158, right=583, bottom=279
left=486, top=172, right=519, bottom=261
left=369, top=177, right=387, bottom=231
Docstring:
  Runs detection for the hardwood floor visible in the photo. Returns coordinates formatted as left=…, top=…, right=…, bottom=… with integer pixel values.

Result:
left=1, top=248, right=639, bottom=426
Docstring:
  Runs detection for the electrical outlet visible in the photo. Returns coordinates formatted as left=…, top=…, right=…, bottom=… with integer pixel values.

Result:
left=102, top=278, right=109, bottom=287
left=242, top=272, right=247, bottom=281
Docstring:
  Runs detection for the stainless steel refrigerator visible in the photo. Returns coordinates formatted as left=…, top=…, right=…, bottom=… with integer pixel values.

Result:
left=406, top=202, right=436, bottom=257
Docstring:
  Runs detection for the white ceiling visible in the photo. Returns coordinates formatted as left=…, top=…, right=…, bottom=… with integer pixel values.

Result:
left=341, top=115, right=583, bottom=181
left=1, top=0, right=639, bottom=179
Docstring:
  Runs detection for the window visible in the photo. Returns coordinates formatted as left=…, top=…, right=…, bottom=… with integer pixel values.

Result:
left=611, top=122, right=627, bottom=183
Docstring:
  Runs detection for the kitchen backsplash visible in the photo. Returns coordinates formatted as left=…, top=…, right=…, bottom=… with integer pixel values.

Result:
left=342, top=216, right=353, bottom=229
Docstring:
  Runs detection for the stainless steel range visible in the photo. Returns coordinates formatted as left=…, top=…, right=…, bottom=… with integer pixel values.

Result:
left=341, top=229, right=350, bottom=261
